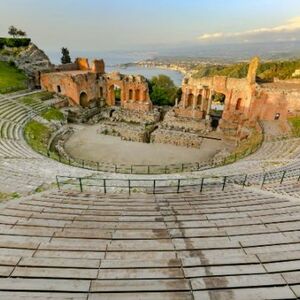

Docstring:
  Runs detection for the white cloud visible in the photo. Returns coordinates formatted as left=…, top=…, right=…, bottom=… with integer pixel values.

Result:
left=198, top=16, right=300, bottom=42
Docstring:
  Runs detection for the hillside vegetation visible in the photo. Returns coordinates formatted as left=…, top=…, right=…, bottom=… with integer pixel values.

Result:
left=0, top=61, right=27, bottom=93
left=192, top=60, right=300, bottom=81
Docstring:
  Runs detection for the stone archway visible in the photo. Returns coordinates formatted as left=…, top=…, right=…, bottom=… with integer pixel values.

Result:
left=79, top=92, right=89, bottom=108
left=108, top=84, right=122, bottom=106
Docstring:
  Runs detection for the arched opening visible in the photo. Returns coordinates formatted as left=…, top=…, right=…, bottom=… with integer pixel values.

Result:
left=57, top=85, right=61, bottom=93
left=197, top=94, right=202, bottom=106
left=108, top=84, right=122, bottom=106
left=135, top=89, right=140, bottom=101
left=129, top=89, right=133, bottom=100
left=187, top=93, right=193, bottom=107
left=99, top=87, right=103, bottom=98
left=114, top=85, right=121, bottom=106
left=79, top=92, right=89, bottom=108
left=236, top=98, right=242, bottom=110
left=210, top=92, right=226, bottom=129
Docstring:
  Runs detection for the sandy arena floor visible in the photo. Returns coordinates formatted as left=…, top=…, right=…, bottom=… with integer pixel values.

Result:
left=64, top=125, right=225, bottom=165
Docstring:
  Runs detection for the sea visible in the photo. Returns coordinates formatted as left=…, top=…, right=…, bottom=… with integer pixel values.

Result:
left=46, top=50, right=184, bottom=86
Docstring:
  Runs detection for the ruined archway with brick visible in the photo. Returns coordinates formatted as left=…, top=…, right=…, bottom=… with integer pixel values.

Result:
left=79, top=91, right=89, bottom=108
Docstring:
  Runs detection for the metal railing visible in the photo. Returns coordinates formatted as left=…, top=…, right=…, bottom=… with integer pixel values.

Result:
left=47, top=143, right=261, bottom=175
left=56, top=167, right=300, bottom=194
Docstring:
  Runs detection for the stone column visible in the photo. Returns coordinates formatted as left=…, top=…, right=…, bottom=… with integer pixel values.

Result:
left=200, top=89, right=204, bottom=111
left=206, top=89, right=214, bottom=121
left=192, top=94, right=197, bottom=109
left=175, top=98, right=178, bottom=107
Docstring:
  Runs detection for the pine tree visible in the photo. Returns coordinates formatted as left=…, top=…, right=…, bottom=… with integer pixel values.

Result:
left=61, top=47, right=71, bottom=64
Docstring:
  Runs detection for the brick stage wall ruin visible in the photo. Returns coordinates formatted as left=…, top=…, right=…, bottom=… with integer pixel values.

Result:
left=176, top=57, right=300, bottom=137
left=40, top=58, right=152, bottom=112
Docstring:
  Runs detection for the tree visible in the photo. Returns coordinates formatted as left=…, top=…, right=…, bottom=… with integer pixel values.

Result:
left=16, top=29, right=26, bottom=37
left=8, top=26, right=27, bottom=38
left=8, top=26, right=18, bottom=38
left=61, top=47, right=71, bottom=64
left=149, top=74, right=178, bottom=106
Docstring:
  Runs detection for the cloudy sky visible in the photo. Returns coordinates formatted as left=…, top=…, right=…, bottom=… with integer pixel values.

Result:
left=0, top=0, right=300, bottom=52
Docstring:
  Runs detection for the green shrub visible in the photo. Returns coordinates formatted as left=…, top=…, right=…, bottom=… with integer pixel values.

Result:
left=288, top=116, right=300, bottom=137
left=41, top=107, right=65, bottom=122
left=0, top=37, right=31, bottom=49
left=24, top=120, right=52, bottom=154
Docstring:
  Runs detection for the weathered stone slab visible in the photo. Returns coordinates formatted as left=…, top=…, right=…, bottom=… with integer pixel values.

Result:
left=191, top=273, right=285, bottom=290
left=54, top=228, right=112, bottom=239
left=39, top=239, right=108, bottom=251
left=106, top=251, right=177, bottom=260
left=89, top=292, right=193, bottom=300
left=98, top=268, right=184, bottom=279
left=181, top=254, right=259, bottom=267
left=12, top=267, right=98, bottom=279
left=100, top=259, right=181, bottom=269
left=108, top=240, right=174, bottom=251
left=0, top=292, right=88, bottom=300
left=0, top=278, right=90, bottom=292
left=19, top=257, right=100, bottom=269
left=173, top=238, right=239, bottom=250
left=258, top=250, right=300, bottom=262
left=193, top=286, right=296, bottom=300
left=184, top=264, right=265, bottom=278
left=34, top=250, right=105, bottom=259
left=112, top=229, right=169, bottom=239
left=91, top=279, right=190, bottom=292
left=282, top=271, right=300, bottom=284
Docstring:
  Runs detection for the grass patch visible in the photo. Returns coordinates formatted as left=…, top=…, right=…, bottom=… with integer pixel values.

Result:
left=21, top=91, right=54, bottom=106
left=24, top=120, right=52, bottom=154
left=0, top=61, right=27, bottom=93
left=0, top=192, right=20, bottom=201
left=41, top=107, right=64, bottom=122
left=288, top=116, right=300, bottom=137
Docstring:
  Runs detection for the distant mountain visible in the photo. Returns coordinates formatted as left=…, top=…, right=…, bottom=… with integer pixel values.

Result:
left=150, top=41, right=300, bottom=62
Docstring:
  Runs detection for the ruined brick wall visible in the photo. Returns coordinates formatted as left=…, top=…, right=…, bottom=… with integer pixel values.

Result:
left=40, top=71, right=100, bottom=106
left=104, top=73, right=152, bottom=112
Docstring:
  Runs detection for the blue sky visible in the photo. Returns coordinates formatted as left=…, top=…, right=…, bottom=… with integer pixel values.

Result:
left=0, top=0, right=300, bottom=51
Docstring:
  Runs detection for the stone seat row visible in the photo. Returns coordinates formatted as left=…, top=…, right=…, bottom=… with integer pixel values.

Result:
left=0, top=119, right=23, bottom=140
left=0, top=188, right=299, bottom=298
left=246, top=138, right=300, bottom=161
left=0, top=139, right=37, bottom=159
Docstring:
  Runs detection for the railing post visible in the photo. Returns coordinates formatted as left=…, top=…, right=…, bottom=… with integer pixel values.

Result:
left=131, top=165, right=133, bottom=174
left=79, top=178, right=83, bottom=192
left=148, top=165, right=150, bottom=174
left=243, top=174, right=248, bottom=188
left=82, top=160, right=84, bottom=168
left=200, top=178, right=204, bottom=193
left=114, top=164, right=117, bottom=173
left=177, top=179, right=181, bottom=193
left=97, top=162, right=99, bottom=171
left=280, top=170, right=286, bottom=185
left=261, top=173, right=267, bottom=188
left=128, top=180, right=131, bottom=195
left=103, top=179, right=106, bottom=194
left=69, top=158, right=71, bottom=165
left=153, top=180, right=156, bottom=194
left=181, top=164, right=184, bottom=172
left=56, top=176, right=60, bottom=190
left=222, top=176, right=227, bottom=191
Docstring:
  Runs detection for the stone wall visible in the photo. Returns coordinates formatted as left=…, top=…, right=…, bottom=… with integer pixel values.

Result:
left=162, top=110, right=208, bottom=133
left=151, top=128, right=203, bottom=148
left=97, top=122, right=147, bottom=143
left=110, top=107, right=160, bottom=124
